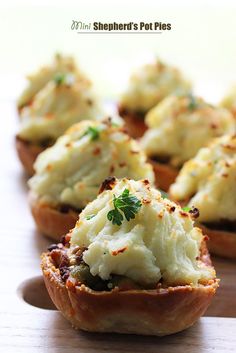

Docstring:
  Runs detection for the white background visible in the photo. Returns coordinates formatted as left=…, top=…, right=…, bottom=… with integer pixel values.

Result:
left=0, top=0, right=236, bottom=102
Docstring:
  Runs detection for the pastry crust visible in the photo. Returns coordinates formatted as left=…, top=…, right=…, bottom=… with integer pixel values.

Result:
left=150, top=159, right=178, bottom=192
left=118, top=105, right=147, bottom=138
left=198, top=223, right=236, bottom=260
left=15, top=136, right=45, bottom=176
left=29, top=192, right=79, bottom=241
left=41, top=242, right=218, bottom=336
left=169, top=194, right=236, bottom=260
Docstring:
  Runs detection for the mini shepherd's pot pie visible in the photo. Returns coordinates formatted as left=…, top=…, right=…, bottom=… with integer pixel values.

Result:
left=41, top=178, right=218, bottom=336
left=28, top=120, right=154, bottom=240
left=17, top=53, right=85, bottom=112
left=169, top=134, right=236, bottom=259
left=16, top=73, right=102, bottom=175
left=220, top=85, right=236, bottom=118
left=118, top=59, right=191, bottom=138
left=141, top=94, right=236, bottom=192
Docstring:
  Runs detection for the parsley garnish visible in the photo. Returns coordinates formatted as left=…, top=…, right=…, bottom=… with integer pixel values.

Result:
left=54, top=72, right=66, bottom=85
left=107, top=189, right=142, bottom=226
left=159, top=190, right=168, bottom=199
left=83, top=126, right=100, bottom=141
left=188, top=94, right=198, bottom=111
left=182, top=206, right=191, bottom=212
left=86, top=214, right=96, bottom=220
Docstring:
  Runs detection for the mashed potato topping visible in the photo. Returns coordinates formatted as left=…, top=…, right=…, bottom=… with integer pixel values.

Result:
left=18, top=75, right=102, bottom=142
left=70, top=178, right=214, bottom=286
left=17, top=53, right=86, bottom=109
left=141, top=95, right=235, bottom=167
left=221, top=85, right=236, bottom=117
left=120, top=59, right=191, bottom=113
left=29, top=120, right=154, bottom=209
left=170, top=135, right=236, bottom=223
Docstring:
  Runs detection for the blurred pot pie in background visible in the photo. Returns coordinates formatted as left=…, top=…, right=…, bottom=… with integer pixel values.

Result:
left=170, top=134, right=236, bottom=259
left=16, top=60, right=103, bottom=175
left=118, top=58, right=191, bottom=138
left=29, top=120, right=154, bottom=240
left=220, top=85, right=236, bottom=118
left=17, top=53, right=86, bottom=112
left=41, top=178, right=218, bottom=336
left=141, top=94, right=236, bottom=191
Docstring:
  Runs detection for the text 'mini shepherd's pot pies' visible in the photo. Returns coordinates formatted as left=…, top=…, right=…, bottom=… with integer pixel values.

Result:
left=141, top=94, right=236, bottom=191
left=16, top=56, right=102, bottom=175
left=41, top=178, right=218, bottom=336
left=170, top=134, right=236, bottom=259
left=29, top=120, right=154, bottom=240
left=118, top=58, right=191, bottom=138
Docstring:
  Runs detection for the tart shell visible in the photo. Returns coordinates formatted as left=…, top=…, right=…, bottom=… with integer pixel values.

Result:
left=41, top=242, right=218, bottom=336
left=198, top=223, right=236, bottom=260
left=150, top=159, right=179, bottom=192
left=118, top=105, right=147, bottom=138
left=15, top=136, right=45, bottom=176
left=29, top=192, right=79, bottom=241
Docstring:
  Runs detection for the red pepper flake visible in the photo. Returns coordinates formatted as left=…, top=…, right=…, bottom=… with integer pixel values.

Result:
left=112, top=247, right=127, bottom=256
left=65, top=142, right=72, bottom=148
left=179, top=210, right=189, bottom=217
left=141, top=179, right=150, bottom=190
left=66, top=277, right=77, bottom=292
left=169, top=206, right=176, bottom=213
left=210, top=123, right=218, bottom=129
left=222, top=143, right=236, bottom=151
left=119, top=162, right=126, bottom=168
left=50, top=249, right=62, bottom=267
left=46, top=164, right=52, bottom=171
left=87, top=99, right=93, bottom=106
left=61, top=233, right=71, bottom=246
left=142, top=198, right=151, bottom=204
left=93, top=147, right=101, bottom=155
left=28, top=98, right=34, bottom=107
left=99, top=176, right=116, bottom=193
left=45, top=113, right=54, bottom=119
left=109, top=165, right=115, bottom=174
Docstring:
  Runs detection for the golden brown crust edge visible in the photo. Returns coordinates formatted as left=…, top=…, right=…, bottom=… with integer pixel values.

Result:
left=41, top=246, right=218, bottom=336
left=198, top=223, right=236, bottom=260
left=29, top=192, right=79, bottom=241
left=118, top=105, right=147, bottom=139
left=15, top=136, right=45, bottom=176
left=150, top=159, right=179, bottom=192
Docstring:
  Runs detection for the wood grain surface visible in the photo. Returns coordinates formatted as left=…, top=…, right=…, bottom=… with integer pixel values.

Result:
left=0, top=101, right=236, bottom=352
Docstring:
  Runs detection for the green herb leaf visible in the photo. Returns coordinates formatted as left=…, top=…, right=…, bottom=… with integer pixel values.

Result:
left=159, top=190, right=168, bottom=199
left=86, top=214, right=96, bottom=220
left=83, top=126, right=100, bottom=141
left=188, top=94, right=198, bottom=111
left=54, top=72, right=66, bottom=85
left=107, top=208, right=124, bottom=226
left=107, top=189, right=142, bottom=226
left=182, top=206, right=191, bottom=212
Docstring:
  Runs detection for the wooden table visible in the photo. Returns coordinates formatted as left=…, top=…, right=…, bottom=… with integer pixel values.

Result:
left=0, top=101, right=236, bottom=352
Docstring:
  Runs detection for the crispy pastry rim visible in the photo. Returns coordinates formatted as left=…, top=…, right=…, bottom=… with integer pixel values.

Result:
left=41, top=241, right=218, bottom=336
